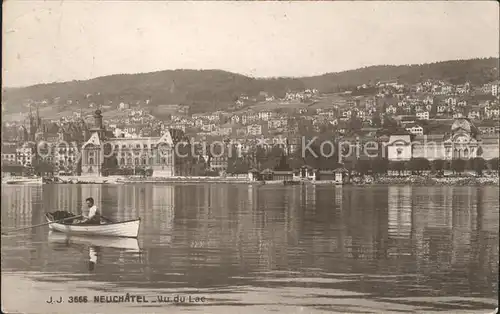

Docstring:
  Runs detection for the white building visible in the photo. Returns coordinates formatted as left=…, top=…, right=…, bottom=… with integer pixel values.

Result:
left=2, top=146, right=17, bottom=163
left=492, top=84, right=499, bottom=96
left=118, top=102, right=130, bottom=110
left=405, top=124, right=424, bottom=135
left=386, top=135, right=412, bottom=161
left=416, top=111, right=430, bottom=120
left=468, top=111, right=481, bottom=120
left=247, top=124, right=262, bottom=136
left=230, top=115, right=240, bottom=124
left=386, top=105, right=397, bottom=114
left=16, top=145, right=35, bottom=167
left=259, top=111, right=273, bottom=121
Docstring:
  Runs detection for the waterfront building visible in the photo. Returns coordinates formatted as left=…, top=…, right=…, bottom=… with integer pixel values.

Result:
left=412, top=118, right=499, bottom=160
left=81, top=110, right=176, bottom=177
left=53, top=142, right=81, bottom=174
left=16, top=144, right=36, bottom=167
left=1, top=145, right=17, bottom=164
left=386, top=135, right=412, bottom=161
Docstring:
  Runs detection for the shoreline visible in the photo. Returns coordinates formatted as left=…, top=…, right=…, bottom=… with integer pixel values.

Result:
left=43, top=175, right=500, bottom=186
left=372, top=175, right=499, bottom=186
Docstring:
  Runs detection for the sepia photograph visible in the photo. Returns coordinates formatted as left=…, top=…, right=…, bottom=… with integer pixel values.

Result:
left=1, top=1, right=499, bottom=313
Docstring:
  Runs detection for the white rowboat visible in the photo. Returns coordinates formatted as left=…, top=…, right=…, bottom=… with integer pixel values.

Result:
left=3, top=177, right=43, bottom=185
left=47, top=231, right=140, bottom=252
left=45, top=213, right=140, bottom=238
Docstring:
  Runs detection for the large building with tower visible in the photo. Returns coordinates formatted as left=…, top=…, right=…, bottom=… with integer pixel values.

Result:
left=387, top=118, right=499, bottom=161
left=81, top=110, right=176, bottom=177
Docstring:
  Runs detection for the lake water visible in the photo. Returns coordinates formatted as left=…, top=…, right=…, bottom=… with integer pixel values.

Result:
left=1, top=184, right=498, bottom=314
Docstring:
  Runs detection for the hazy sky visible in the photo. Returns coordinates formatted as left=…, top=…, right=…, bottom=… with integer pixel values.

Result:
left=3, top=1, right=499, bottom=87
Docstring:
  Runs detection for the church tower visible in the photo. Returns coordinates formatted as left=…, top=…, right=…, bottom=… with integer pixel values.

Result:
left=80, top=110, right=106, bottom=176
left=89, top=110, right=106, bottom=140
left=26, top=104, right=36, bottom=142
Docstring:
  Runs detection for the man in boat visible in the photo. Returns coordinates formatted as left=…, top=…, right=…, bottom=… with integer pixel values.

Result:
left=82, top=197, right=101, bottom=224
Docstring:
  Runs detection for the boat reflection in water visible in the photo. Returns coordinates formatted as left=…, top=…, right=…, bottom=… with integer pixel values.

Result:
left=88, top=246, right=98, bottom=271
left=47, top=231, right=140, bottom=252
left=47, top=231, right=142, bottom=271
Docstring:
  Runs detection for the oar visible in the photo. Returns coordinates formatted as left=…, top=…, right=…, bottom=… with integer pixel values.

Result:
left=1, top=215, right=83, bottom=235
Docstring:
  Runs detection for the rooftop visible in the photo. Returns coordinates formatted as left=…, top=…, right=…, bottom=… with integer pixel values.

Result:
left=1, top=146, right=17, bottom=154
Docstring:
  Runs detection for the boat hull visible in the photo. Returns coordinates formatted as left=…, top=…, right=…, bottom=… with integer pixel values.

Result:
left=46, top=215, right=140, bottom=238
left=3, top=177, right=43, bottom=185
left=48, top=231, right=140, bottom=251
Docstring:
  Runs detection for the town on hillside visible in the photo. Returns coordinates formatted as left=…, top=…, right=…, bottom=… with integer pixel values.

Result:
left=1, top=78, right=499, bottom=182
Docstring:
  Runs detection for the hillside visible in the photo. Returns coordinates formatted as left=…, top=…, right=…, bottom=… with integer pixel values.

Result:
left=2, top=58, right=498, bottom=115
left=1, top=70, right=305, bottom=115
left=301, top=57, right=499, bottom=92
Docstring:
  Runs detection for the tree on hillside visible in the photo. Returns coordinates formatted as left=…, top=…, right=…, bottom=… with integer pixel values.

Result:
left=371, top=157, right=389, bottom=177
left=101, top=154, right=118, bottom=176
left=355, top=158, right=371, bottom=177
left=382, top=116, right=399, bottom=130
left=471, top=157, right=486, bottom=176
left=371, top=115, right=382, bottom=128
left=488, top=157, right=499, bottom=172
left=259, top=146, right=285, bottom=170
left=33, top=159, right=54, bottom=176
left=1, top=163, right=25, bottom=176
left=407, top=158, right=430, bottom=175
left=297, top=142, right=321, bottom=169
left=101, top=143, right=118, bottom=176
left=227, top=158, right=249, bottom=174
left=275, top=154, right=292, bottom=171
left=348, top=116, right=363, bottom=131
left=451, top=159, right=466, bottom=175
left=253, top=146, right=268, bottom=169
left=476, top=146, right=483, bottom=157
left=432, top=159, right=445, bottom=175
left=287, top=155, right=305, bottom=170
left=389, top=160, right=406, bottom=176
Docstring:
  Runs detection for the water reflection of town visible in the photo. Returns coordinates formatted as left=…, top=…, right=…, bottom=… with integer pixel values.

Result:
left=1, top=184, right=498, bottom=294
left=1, top=185, right=43, bottom=230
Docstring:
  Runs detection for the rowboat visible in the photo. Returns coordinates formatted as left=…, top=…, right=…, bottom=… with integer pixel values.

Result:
left=3, top=177, right=43, bottom=185
left=45, top=212, right=140, bottom=238
left=47, top=231, right=140, bottom=252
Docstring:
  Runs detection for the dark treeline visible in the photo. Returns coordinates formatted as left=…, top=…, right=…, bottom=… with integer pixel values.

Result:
left=224, top=142, right=499, bottom=178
